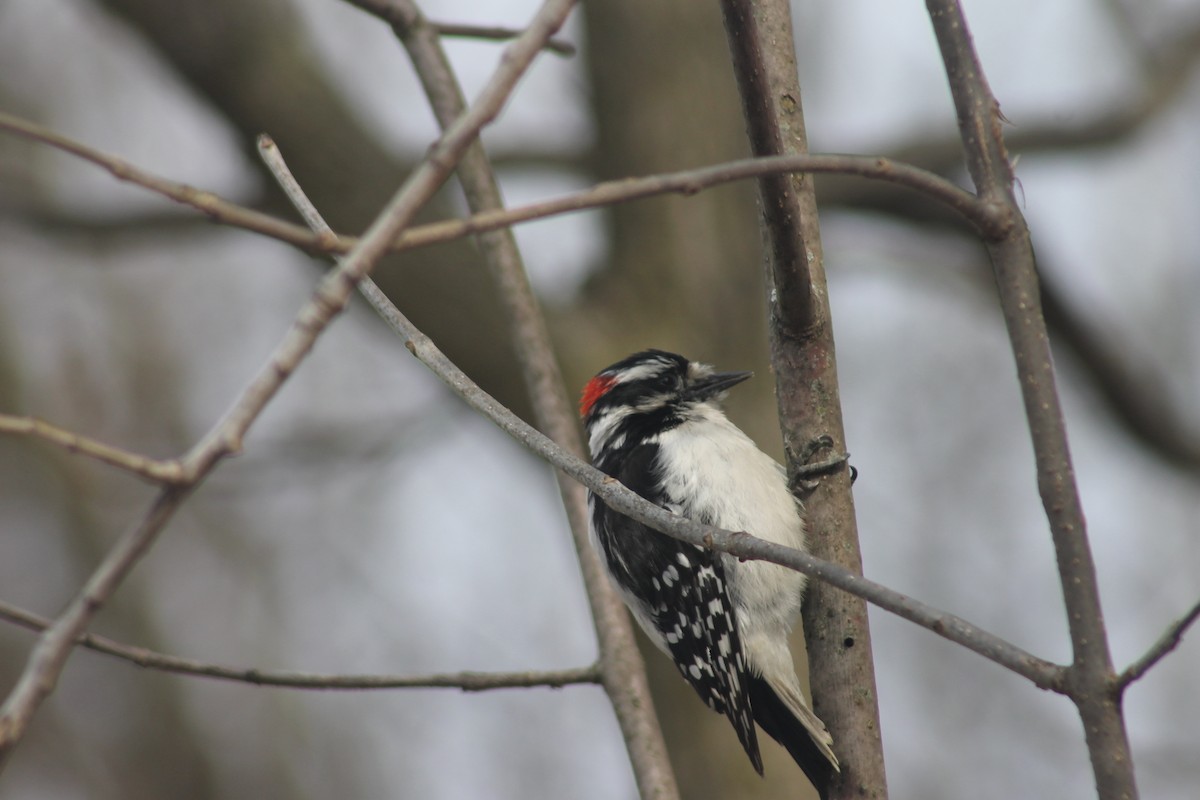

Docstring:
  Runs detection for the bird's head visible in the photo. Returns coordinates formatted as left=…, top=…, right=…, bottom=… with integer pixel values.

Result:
left=579, top=349, right=751, bottom=456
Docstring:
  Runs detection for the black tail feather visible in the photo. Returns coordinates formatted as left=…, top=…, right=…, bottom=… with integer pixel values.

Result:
left=748, top=675, right=835, bottom=800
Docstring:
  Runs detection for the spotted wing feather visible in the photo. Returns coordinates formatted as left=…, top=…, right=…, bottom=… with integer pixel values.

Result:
left=591, top=443, right=763, bottom=773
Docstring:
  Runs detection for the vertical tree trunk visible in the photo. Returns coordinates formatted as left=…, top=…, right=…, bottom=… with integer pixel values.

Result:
left=719, top=1, right=890, bottom=798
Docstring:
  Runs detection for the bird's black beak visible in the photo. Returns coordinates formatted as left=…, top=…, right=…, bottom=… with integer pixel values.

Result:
left=688, top=370, right=753, bottom=401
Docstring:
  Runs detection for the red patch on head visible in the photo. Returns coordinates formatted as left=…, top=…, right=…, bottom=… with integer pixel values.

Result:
left=580, top=374, right=617, bottom=418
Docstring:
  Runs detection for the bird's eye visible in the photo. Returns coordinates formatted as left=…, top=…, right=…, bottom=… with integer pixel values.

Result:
left=652, top=373, right=677, bottom=392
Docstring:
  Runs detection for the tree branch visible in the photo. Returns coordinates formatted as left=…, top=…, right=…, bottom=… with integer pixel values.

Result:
left=0, top=486, right=192, bottom=770
left=0, top=414, right=185, bottom=484
left=0, top=0, right=575, bottom=770
left=925, top=1, right=1137, bottom=798
left=429, top=20, right=576, bottom=56
left=19, top=58, right=1192, bottom=480
left=0, top=111, right=995, bottom=261
left=0, top=111, right=323, bottom=248
left=0, top=599, right=599, bottom=691
left=1118, top=598, right=1200, bottom=690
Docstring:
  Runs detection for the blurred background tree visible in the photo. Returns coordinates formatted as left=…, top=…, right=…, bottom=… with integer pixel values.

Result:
left=1, top=0, right=1198, bottom=798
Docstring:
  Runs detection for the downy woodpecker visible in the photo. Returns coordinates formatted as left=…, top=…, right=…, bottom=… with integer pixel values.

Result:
left=581, top=349, right=839, bottom=796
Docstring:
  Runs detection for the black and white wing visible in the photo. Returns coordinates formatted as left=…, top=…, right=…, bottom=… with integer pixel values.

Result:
left=589, top=443, right=764, bottom=773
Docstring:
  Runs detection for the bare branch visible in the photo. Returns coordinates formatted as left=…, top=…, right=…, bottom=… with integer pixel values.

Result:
left=257, top=135, right=327, bottom=231
left=847, top=18, right=1200, bottom=201
left=0, top=414, right=185, bottom=484
left=346, top=1, right=576, bottom=54
left=405, top=150, right=996, bottom=237
left=0, top=599, right=599, bottom=691
left=1118, top=598, right=1200, bottom=690
left=430, top=20, right=576, bottom=56
left=1, top=204, right=216, bottom=240
left=925, top=1, right=1136, bottom=797
left=0, top=486, right=192, bottom=769
left=0, top=0, right=575, bottom=768
left=0, top=111, right=328, bottom=251
left=0, top=111, right=995, bottom=260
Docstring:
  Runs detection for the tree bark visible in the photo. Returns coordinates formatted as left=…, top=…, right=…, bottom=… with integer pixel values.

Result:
left=719, top=1, right=889, bottom=798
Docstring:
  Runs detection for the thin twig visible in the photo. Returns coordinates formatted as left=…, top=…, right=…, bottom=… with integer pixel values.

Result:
left=1118, top=598, right=1200, bottom=690
left=350, top=1, right=575, bottom=54
left=0, top=111, right=996, bottom=259
left=431, top=20, right=576, bottom=56
left=0, top=0, right=575, bottom=769
left=388, top=151, right=999, bottom=247
left=0, top=598, right=599, bottom=691
left=0, top=111, right=331, bottom=251
left=0, top=414, right=185, bottom=484
left=0, top=485, right=192, bottom=770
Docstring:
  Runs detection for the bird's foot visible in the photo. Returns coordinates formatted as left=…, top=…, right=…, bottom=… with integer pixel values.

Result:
left=791, top=435, right=854, bottom=493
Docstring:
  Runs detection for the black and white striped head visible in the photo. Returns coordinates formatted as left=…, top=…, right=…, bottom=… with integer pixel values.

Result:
left=579, top=349, right=751, bottom=458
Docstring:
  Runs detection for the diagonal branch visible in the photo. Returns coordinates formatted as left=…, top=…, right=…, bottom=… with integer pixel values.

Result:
left=1118, top=598, right=1200, bottom=690
left=258, top=112, right=1070, bottom=800
left=0, top=414, right=185, bottom=484
left=0, top=111, right=995, bottom=260
left=0, top=486, right=192, bottom=769
left=430, top=20, right=576, bottom=56
left=0, top=0, right=576, bottom=770
left=0, top=111, right=322, bottom=249
left=0, top=599, right=599, bottom=691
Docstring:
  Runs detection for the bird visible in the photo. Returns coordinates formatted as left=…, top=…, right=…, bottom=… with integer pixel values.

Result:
left=580, top=348, right=839, bottom=796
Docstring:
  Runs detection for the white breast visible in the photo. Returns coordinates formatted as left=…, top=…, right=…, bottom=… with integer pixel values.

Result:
left=654, top=405, right=807, bottom=645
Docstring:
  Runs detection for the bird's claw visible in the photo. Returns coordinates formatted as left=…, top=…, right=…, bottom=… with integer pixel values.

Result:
left=790, top=435, right=853, bottom=493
